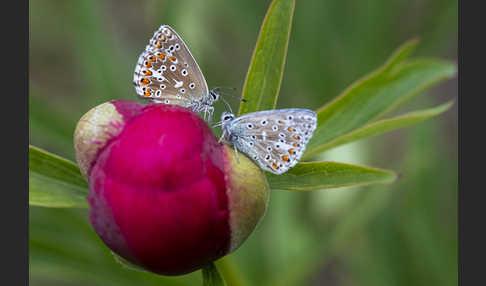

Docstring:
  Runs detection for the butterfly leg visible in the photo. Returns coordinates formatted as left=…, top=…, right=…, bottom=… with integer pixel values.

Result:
left=234, top=144, right=240, bottom=164
left=218, top=130, right=226, bottom=143
left=202, top=109, right=207, bottom=121
left=207, top=106, right=215, bottom=123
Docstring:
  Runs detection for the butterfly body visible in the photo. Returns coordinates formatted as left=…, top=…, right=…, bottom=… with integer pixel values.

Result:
left=133, top=25, right=219, bottom=120
left=220, top=109, right=317, bottom=174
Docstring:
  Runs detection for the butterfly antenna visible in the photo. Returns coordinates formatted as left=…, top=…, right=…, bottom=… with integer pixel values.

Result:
left=219, top=96, right=233, bottom=113
left=213, top=86, right=236, bottom=91
left=212, top=87, right=248, bottom=103
left=222, top=91, right=248, bottom=103
left=212, top=121, right=223, bottom=128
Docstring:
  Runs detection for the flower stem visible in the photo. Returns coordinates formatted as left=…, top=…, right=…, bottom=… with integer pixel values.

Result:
left=214, top=256, right=249, bottom=286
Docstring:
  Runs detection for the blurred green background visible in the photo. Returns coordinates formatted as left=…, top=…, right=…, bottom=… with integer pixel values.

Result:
left=29, top=0, right=457, bottom=285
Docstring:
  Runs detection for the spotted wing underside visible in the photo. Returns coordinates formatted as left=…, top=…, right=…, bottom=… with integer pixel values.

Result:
left=133, top=25, right=208, bottom=107
left=231, top=109, right=317, bottom=174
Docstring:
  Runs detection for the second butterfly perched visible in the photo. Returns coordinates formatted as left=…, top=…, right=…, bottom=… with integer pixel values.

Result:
left=218, top=109, right=317, bottom=175
left=133, top=25, right=220, bottom=120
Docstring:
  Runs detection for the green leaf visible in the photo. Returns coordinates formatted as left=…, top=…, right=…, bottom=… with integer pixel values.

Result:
left=238, top=0, right=295, bottom=115
left=312, top=101, right=454, bottom=154
left=202, top=263, right=226, bottom=286
left=304, top=39, right=456, bottom=159
left=267, top=162, right=397, bottom=191
left=29, top=145, right=89, bottom=208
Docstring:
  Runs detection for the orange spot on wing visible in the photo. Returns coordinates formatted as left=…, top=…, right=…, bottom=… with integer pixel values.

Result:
left=272, top=163, right=279, bottom=170
left=289, top=148, right=295, bottom=155
left=287, top=127, right=294, bottom=132
left=158, top=53, right=166, bottom=60
left=169, top=55, right=176, bottom=62
left=293, top=142, right=300, bottom=147
left=282, top=155, right=290, bottom=162
left=140, top=78, right=150, bottom=85
left=143, top=88, right=152, bottom=97
left=292, top=135, right=300, bottom=140
left=143, top=70, right=152, bottom=76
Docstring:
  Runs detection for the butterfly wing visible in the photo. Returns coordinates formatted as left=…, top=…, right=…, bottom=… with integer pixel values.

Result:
left=133, top=25, right=209, bottom=107
left=228, top=109, right=317, bottom=174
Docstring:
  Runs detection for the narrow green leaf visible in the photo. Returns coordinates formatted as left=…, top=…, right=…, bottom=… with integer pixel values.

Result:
left=267, top=162, right=397, bottom=191
left=29, top=145, right=89, bottom=208
left=305, top=39, right=456, bottom=158
left=202, top=263, right=226, bottom=286
left=306, top=101, right=454, bottom=156
left=381, top=38, right=420, bottom=73
left=238, top=0, right=295, bottom=115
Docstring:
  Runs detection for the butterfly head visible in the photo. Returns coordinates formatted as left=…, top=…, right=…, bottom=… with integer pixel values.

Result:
left=220, top=111, right=236, bottom=126
left=209, top=88, right=221, bottom=104
left=216, top=111, right=235, bottom=141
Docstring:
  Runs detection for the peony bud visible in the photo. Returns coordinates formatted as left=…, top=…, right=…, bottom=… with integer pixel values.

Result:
left=73, top=100, right=270, bottom=275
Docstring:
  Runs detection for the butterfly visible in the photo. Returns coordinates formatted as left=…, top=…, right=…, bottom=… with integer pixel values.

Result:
left=133, top=25, right=222, bottom=121
left=216, top=109, right=318, bottom=174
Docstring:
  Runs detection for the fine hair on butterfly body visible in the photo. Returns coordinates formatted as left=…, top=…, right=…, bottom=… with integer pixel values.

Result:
left=133, top=25, right=223, bottom=121
left=217, top=109, right=318, bottom=175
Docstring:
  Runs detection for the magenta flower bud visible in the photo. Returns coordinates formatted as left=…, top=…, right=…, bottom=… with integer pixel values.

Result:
left=73, top=100, right=270, bottom=276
